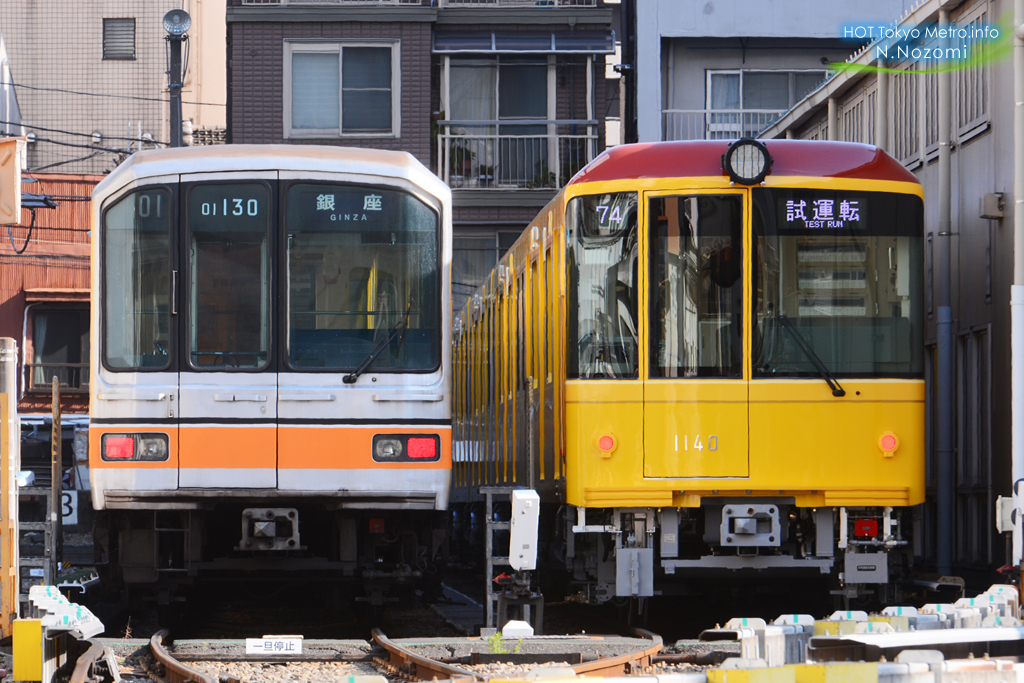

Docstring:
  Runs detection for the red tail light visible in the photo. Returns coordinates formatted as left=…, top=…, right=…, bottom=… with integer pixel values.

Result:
left=854, top=519, right=878, bottom=537
left=407, top=437, right=437, bottom=459
left=105, top=436, right=135, bottom=459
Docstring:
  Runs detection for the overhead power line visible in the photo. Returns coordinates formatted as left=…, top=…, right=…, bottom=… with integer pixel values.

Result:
left=0, top=119, right=169, bottom=146
left=1, top=80, right=225, bottom=106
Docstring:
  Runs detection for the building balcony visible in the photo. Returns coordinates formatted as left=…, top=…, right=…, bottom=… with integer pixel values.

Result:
left=437, top=121, right=597, bottom=190
left=24, top=363, right=89, bottom=394
left=663, top=109, right=789, bottom=141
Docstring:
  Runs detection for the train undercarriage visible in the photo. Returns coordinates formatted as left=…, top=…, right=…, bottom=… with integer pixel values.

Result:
left=94, top=504, right=448, bottom=607
left=557, top=502, right=917, bottom=607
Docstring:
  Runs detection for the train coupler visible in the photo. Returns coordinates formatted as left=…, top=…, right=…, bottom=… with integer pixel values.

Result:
left=237, top=508, right=303, bottom=551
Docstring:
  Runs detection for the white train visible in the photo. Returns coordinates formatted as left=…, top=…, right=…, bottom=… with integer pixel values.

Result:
left=88, top=145, right=452, bottom=606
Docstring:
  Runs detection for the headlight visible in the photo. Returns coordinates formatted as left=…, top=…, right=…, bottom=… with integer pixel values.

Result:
left=722, top=138, right=772, bottom=185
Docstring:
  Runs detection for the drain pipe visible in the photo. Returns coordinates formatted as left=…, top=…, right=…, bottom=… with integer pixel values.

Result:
left=935, top=8, right=954, bottom=577
left=1011, top=0, right=1024, bottom=570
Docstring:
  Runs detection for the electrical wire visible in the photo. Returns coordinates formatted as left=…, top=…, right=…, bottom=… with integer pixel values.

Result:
left=29, top=152, right=106, bottom=172
left=0, top=119, right=169, bottom=146
left=8, top=208, right=36, bottom=255
left=25, top=136, right=127, bottom=154
left=1, top=80, right=225, bottom=106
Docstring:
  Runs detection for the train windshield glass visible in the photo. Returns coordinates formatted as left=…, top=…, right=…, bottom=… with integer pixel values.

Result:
left=649, top=194, right=743, bottom=378
left=102, top=188, right=172, bottom=370
left=187, top=183, right=271, bottom=370
left=566, top=192, right=639, bottom=379
left=753, top=189, right=924, bottom=378
left=285, top=184, right=439, bottom=371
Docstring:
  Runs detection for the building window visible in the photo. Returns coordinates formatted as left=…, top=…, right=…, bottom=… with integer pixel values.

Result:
left=705, top=69, right=826, bottom=138
left=452, top=230, right=521, bottom=312
left=892, top=62, right=920, bottom=166
left=284, top=42, right=400, bottom=138
left=103, top=18, right=136, bottom=61
left=955, top=2, right=989, bottom=135
left=28, top=306, right=89, bottom=393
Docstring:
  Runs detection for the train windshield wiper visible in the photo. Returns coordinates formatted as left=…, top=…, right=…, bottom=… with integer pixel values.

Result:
left=343, top=299, right=416, bottom=385
left=343, top=320, right=407, bottom=384
left=779, top=315, right=846, bottom=397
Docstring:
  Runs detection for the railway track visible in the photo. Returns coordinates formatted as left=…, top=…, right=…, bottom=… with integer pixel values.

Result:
left=147, top=627, right=662, bottom=682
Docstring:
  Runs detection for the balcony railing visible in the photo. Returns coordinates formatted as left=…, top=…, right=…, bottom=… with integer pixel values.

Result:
left=241, top=0, right=596, bottom=5
left=663, top=109, right=789, bottom=141
left=24, top=363, right=89, bottom=394
left=437, top=121, right=597, bottom=190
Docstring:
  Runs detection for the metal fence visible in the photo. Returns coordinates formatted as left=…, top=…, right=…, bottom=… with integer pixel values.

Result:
left=24, top=363, right=88, bottom=394
left=437, top=124, right=597, bottom=189
left=662, top=109, right=788, bottom=141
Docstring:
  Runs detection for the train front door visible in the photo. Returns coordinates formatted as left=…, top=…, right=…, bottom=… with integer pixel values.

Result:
left=176, top=175, right=278, bottom=488
left=642, top=192, right=748, bottom=478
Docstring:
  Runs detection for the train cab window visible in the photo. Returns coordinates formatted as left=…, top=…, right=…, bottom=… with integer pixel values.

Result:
left=285, top=184, right=439, bottom=372
left=186, top=183, right=270, bottom=370
left=566, top=192, right=638, bottom=379
left=752, top=189, right=924, bottom=378
left=102, top=188, right=172, bottom=370
left=648, top=195, right=743, bottom=378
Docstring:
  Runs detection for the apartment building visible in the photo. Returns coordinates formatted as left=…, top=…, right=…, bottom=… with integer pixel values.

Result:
left=225, top=0, right=618, bottom=310
left=635, top=0, right=914, bottom=142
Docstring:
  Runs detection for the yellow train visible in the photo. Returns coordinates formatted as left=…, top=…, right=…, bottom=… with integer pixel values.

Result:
left=452, top=139, right=924, bottom=605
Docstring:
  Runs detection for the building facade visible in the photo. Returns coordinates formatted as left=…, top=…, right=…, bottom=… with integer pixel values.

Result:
left=226, top=0, right=618, bottom=311
left=635, top=0, right=915, bottom=142
left=759, top=0, right=1007, bottom=579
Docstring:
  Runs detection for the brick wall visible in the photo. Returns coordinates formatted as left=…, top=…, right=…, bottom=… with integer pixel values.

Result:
left=229, top=21, right=433, bottom=166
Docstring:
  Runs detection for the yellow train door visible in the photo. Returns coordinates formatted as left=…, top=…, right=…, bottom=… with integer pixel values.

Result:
left=642, top=191, right=748, bottom=478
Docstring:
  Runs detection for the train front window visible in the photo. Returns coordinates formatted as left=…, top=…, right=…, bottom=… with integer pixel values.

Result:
left=649, top=195, right=743, bottom=378
left=102, top=188, right=172, bottom=371
left=566, top=192, right=639, bottom=379
left=285, top=184, right=439, bottom=371
left=753, top=189, right=924, bottom=378
left=186, top=183, right=271, bottom=370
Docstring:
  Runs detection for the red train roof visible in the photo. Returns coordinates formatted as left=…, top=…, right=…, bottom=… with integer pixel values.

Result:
left=570, top=140, right=920, bottom=185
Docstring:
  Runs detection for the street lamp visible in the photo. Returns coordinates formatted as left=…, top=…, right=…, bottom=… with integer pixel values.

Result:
left=164, top=9, right=191, bottom=148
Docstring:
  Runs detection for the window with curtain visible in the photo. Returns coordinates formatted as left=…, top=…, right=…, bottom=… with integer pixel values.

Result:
left=287, top=42, right=397, bottom=137
left=447, top=56, right=550, bottom=186
left=706, top=69, right=827, bottom=139
left=30, top=307, right=89, bottom=392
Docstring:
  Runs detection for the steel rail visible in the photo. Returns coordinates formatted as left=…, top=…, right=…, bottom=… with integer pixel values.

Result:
left=69, top=639, right=107, bottom=683
left=371, top=627, right=663, bottom=681
left=150, top=629, right=219, bottom=683
left=372, top=628, right=479, bottom=681
left=571, top=628, right=662, bottom=677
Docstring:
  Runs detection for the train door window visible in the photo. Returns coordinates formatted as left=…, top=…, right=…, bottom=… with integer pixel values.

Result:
left=102, top=188, right=173, bottom=371
left=284, top=183, right=439, bottom=372
left=751, top=188, right=925, bottom=378
left=186, top=183, right=270, bottom=370
left=565, top=192, right=638, bottom=379
left=648, top=195, right=743, bottom=378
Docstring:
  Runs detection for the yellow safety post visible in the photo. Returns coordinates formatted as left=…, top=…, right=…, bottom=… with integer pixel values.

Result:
left=1, top=337, right=21, bottom=637
left=12, top=618, right=43, bottom=682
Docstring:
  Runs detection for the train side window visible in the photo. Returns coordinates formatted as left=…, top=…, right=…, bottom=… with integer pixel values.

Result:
left=102, top=188, right=172, bottom=371
left=186, top=183, right=271, bottom=370
left=566, top=192, right=638, bottom=379
left=648, top=195, right=743, bottom=379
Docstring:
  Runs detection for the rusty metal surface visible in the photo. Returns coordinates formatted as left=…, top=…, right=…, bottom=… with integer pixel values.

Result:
left=372, top=628, right=478, bottom=681
left=371, top=627, right=663, bottom=681
left=150, top=630, right=219, bottom=683
left=69, top=639, right=107, bottom=683
left=570, top=628, right=662, bottom=677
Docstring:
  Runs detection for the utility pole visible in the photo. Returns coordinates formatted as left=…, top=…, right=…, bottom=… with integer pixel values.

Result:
left=163, top=10, right=191, bottom=148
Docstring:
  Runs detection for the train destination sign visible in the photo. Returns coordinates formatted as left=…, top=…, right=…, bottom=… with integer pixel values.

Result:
left=779, top=195, right=866, bottom=230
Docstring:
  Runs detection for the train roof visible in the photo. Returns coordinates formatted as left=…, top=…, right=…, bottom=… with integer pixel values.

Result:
left=93, top=144, right=450, bottom=202
left=570, top=140, right=920, bottom=186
